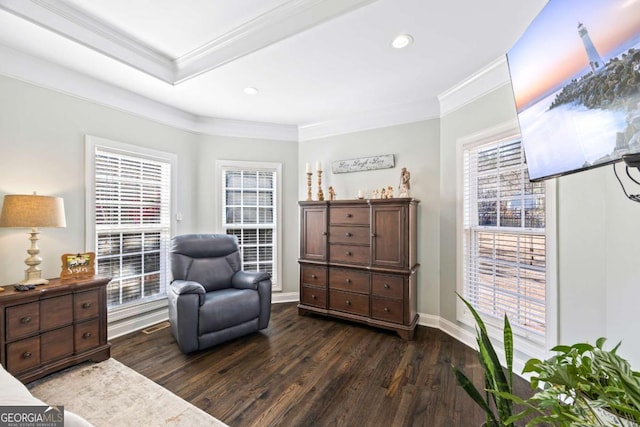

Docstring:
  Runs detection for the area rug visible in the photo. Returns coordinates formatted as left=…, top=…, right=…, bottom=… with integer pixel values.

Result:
left=27, top=358, right=228, bottom=427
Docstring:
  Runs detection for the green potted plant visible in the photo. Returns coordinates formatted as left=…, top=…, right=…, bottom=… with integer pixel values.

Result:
left=503, top=338, right=640, bottom=426
left=451, top=293, right=516, bottom=426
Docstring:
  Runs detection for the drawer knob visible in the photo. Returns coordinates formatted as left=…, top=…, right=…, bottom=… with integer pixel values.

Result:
left=346, top=213, right=352, bottom=218
left=371, top=233, right=377, bottom=238
left=345, top=279, right=351, bottom=284
left=22, top=351, right=32, bottom=359
left=311, top=274, right=317, bottom=279
left=311, top=294, right=317, bottom=300
left=322, top=231, right=328, bottom=236
left=384, top=307, right=390, bottom=312
left=20, top=316, right=32, bottom=324
left=83, top=332, right=92, bottom=339
left=384, top=283, right=390, bottom=289
left=345, top=232, right=352, bottom=237
left=345, top=300, right=351, bottom=305
left=345, top=251, right=352, bottom=256
left=82, top=302, right=92, bottom=309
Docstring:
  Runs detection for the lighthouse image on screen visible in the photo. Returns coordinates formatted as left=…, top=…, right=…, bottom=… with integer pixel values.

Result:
left=507, top=0, right=640, bottom=181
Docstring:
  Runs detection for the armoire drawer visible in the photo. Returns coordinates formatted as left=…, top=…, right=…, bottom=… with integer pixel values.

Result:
left=330, top=290, right=369, bottom=317
left=329, top=244, right=370, bottom=265
left=329, top=268, right=369, bottom=294
left=371, top=297, right=403, bottom=324
left=301, top=286, right=327, bottom=309
left=330, top=207, right=369, bottom=225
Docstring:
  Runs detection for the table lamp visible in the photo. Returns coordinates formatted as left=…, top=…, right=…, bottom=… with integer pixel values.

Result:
left=0, top=193, right=66, bottom=285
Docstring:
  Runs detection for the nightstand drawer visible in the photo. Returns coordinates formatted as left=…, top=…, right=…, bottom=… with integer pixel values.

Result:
left=7, top=336, right=40, bottom=374
left=41, top=295, right=73, bottom=330
left=75, top=319, right=100, bottom=353
left=6, top=303, right=40, bottom=341
left=74, top=289, right=99, bottom=321
left=330, top=290, right=369, bottom=316
left=301, top=286, right=327, bottom=308
left=41, top=326, right=74, bottom=363
left=329, top=268, right=369, bottom=294
left=329, top=244, right=370, bottom=265
left=371, top=297, right=403, bottom=324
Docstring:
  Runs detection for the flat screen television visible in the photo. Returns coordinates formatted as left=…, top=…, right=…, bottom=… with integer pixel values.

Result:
left=507, top=0, right=640, bottom=181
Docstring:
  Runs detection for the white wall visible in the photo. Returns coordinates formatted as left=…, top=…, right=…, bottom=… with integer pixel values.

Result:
left=0, top=75, right=199, bottom=284
left=299, top=120, right=441, bottom=316
left=440, top=82, right=640, bottom=368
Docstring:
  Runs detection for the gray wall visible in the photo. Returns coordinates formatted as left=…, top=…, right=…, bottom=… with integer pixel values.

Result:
left=299, top=120, right=441, bottom=316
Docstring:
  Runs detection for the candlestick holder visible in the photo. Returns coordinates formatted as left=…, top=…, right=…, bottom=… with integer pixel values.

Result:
left=306, top=172, right=313, bottom=201
left=317, top=170, right=324, bottom=201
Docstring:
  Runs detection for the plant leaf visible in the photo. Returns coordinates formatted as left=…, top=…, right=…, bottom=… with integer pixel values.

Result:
left=504, top=314, right=514, bottom=391
left=451, top=365, right=497, bottom=422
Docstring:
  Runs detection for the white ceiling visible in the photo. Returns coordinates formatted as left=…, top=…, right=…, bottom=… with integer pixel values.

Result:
left=0, top=0, right=547, bottom=136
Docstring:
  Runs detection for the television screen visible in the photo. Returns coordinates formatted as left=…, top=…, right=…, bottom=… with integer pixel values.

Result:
left=507, top=0, right=640, bottom=181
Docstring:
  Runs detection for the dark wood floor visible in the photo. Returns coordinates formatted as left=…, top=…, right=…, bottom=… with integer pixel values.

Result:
left=111, top=303, right=532, bottom=427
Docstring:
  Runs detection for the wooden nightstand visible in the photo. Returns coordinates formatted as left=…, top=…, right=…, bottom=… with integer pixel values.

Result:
left=0, top=276, right=111, bottom=383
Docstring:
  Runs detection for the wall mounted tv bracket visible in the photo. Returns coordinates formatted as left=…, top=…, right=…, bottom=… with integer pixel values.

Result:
left=614, top=153, right=640, bottom=203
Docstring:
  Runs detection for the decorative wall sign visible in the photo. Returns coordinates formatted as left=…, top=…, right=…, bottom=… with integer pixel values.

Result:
left=331, top=154, right=395, bottom=174
left=60, top=252, right=96, bottom=279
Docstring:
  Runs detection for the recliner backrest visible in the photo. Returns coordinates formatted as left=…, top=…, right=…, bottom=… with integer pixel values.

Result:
left=171, top=234, right=242, bottom=292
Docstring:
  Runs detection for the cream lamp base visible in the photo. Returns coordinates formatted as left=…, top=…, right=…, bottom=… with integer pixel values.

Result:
left=19, top=228, right=50, bottom=285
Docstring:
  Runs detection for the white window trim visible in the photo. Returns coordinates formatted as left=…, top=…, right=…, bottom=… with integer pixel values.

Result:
left=85, top=135, right=178, bottom=316
left=215, top=159, right=282, bottom=292
left=455, top=119, right=558, bottom=360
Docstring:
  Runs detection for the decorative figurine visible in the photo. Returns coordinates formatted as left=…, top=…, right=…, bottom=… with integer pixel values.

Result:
left=399, top=167, right=411, bottom=192
left=387, top=186, right=394, bottom=198
left=372, top=189, right=379, bottom=199
left=380, top=187, right=387, bottom=199
left=399, top=183, right=410, bottom=197
left=328, top=186, right=336, bottom=201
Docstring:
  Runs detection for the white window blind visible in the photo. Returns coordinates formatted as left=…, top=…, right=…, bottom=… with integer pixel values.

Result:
left=221, top=167, right=278, bottom=286
left=463, top=138, right=547, bottom=340
left=93, top=148, right=171, bottom=309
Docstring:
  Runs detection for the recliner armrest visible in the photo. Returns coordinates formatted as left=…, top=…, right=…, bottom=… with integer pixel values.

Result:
left=232, top=271, right=271, bottom=290
left=171, top=280, right=206, bottom=305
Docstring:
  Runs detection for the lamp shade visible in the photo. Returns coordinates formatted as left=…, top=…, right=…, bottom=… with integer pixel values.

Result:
left=0, top=194, right=66, bottom=228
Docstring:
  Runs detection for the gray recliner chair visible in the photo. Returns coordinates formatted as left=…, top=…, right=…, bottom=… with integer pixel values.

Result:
left=167, top=234, right=272, bottom=354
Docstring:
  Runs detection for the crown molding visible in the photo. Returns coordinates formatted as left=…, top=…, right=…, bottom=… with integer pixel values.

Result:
left=195, top=117, right=298, bottom=142
left=437, top=55, right=512, bottom=117
left=298, top=98, right=440, bottom=141
left=0, top=43, right=298, bottom=141
left=173, top=0, right=378, bottom=84
left=0, top=0, right=377, bottom=85
left=0, top=0, right=174, bottom=82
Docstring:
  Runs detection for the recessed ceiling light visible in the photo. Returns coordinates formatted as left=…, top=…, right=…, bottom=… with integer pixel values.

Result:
left=391, top=34, right=413, bottom=49
left=244, top=87, right=259, bottom=95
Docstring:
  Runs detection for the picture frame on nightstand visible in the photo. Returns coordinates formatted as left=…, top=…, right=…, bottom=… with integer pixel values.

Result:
left=60, top=252, right=96, bottom=279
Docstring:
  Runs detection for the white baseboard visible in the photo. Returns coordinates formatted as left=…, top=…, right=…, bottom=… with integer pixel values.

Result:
left=272, top=292, right=299, bottom=303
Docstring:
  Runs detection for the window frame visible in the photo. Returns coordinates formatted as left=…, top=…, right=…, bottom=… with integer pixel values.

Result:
left=456, top=120, right=557, bottom=359
left=85, top=135, right=177, bottom=319
left=215, top=160, right=282, bottom=292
